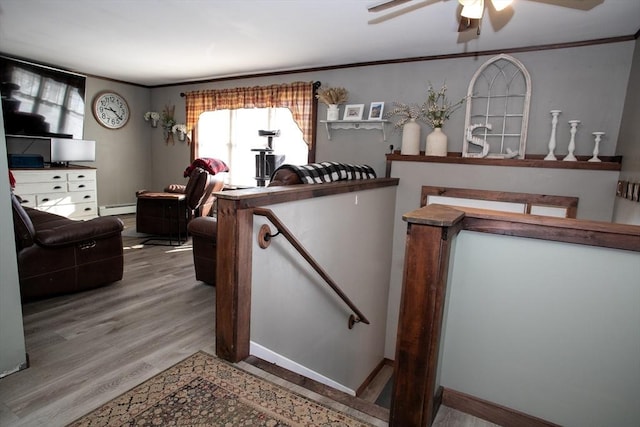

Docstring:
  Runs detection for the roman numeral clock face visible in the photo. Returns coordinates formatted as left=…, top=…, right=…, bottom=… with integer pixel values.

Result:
left=92, top=91, right=130, bottom=129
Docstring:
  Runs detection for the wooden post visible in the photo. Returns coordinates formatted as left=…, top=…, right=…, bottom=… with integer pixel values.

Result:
left=215, top=197, right=254, bottom=362
left=390, top=204, right=464, bottom=427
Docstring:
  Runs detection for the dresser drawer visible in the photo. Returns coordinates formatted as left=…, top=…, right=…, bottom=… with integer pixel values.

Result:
left=11, top=170, right=67, bottom=184
left=14, top=182, right=67, bottom=194
left=16, top=194, right=37, bottom=208
left=68, top=181, right=96, bottom=192
left=68, top=170, right=96, bottom=181
left=41, top=201, right=97, bottom=219
left=37, top=191, right=96, bottom=207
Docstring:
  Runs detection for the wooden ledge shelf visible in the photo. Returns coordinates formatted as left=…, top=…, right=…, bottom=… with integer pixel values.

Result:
left=321, top=120, right=390, bottom=141
left=386, top=151, right=622, bottom=172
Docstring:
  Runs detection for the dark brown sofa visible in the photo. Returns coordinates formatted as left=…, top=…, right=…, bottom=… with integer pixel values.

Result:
left=11, top=193, right=124, bottom=301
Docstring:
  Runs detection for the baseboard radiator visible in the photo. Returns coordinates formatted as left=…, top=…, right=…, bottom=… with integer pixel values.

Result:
left=99, top=203, right=137, bottom=216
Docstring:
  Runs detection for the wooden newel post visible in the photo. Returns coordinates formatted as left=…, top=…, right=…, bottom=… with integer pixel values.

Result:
left=215, top=197, right=254, bottom=362
left=390, top=204, right=464, bottom=427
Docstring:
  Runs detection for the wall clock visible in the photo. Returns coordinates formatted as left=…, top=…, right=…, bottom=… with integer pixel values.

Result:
left=92, top=91, right=130, bottom=129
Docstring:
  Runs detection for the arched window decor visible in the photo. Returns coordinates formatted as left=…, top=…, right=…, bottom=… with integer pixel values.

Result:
left=184, top=81, right=317, bottom=157
left=462, top=54, right=531, bottom=159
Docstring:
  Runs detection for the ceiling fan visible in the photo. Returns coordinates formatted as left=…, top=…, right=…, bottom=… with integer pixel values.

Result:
left=368, top=0, right=514, bottom=33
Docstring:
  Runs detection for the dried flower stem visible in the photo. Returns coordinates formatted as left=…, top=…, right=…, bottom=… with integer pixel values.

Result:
left=316, top=86, right=348, bottom=105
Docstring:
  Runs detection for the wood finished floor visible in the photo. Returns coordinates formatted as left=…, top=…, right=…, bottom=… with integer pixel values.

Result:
left=0, top=214, right=497, bottom=427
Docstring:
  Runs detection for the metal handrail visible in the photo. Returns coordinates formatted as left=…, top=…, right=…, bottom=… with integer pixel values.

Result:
left=253, top=207, right=370, bottom=329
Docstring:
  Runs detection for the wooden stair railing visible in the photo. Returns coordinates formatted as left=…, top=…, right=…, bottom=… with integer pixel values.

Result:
left=253, top=207, right=370, bottom=329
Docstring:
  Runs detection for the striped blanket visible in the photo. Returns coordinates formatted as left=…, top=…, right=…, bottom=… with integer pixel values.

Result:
left=272, top=162, right=377, bottom=184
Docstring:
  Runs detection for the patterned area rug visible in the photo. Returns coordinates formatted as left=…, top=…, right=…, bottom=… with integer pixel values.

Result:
left=69, top=351, right=372, bottom=426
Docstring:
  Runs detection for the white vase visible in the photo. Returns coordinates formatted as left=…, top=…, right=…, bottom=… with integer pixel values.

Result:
left=426, top=127, right=448, bottom=157
left=401, top=119, right=420, bottom=155
left=327, top=104, right=339, bottom=121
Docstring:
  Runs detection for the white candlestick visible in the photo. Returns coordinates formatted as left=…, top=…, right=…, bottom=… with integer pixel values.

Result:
left=589, top=132, right=605, bottom=162
left=544, top=110, right=561, bottom=160
left=563, top=120, right=580, bottom=162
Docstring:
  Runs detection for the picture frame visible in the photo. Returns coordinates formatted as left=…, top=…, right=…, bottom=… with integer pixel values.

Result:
left=343, top=104, right=365, bottom=121
left=368, top=102, right=384, bottom=120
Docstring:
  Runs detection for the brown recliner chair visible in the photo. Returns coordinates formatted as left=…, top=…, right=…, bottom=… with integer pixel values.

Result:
left=135, top=167, right=224, bottom=241
left=187, top=167, right=302, bottom=285
left=11, top=193, right=124, bottom=301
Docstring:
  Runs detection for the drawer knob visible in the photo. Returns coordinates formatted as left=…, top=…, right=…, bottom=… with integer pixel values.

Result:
left=53, top=175, right=62, bottom=179
left=78, top=184, right=85, bottom=188
left=78, top=175, right=85, bottom=178
left=42, top=198, right=49, bottom=202
left=54, top=185, right=62, bottom=190
left=84, top=195, right=91, bottom=199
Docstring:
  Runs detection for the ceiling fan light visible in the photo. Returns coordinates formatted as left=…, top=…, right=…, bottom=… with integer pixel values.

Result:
left=490, top=0, right=513, bottom=11
left=461, top=0, right=484, bottom=19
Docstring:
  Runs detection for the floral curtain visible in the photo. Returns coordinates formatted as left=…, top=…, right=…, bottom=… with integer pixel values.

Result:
left=185, top=81, right=316, bottom=150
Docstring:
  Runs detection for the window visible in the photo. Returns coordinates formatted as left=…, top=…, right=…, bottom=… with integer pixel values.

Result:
left=462, top=54, right=531, bottom=159
left=198, top=107, right=308, bottom=187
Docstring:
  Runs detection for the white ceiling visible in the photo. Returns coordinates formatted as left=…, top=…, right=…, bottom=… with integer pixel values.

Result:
left=0, top=0, right=638, bottom=87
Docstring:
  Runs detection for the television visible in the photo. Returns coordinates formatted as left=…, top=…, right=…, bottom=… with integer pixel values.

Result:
left=1, top=55, right=86, bottom=139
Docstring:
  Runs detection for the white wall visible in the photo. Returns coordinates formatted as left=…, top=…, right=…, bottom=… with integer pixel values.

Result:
left=614, top=39, right=640, bottom=225
left=84, top=78, right=153, bottom=207
left=0, top=103, right=27, bottom=378
left=250, top=186, right=396, bottom=393
left=441, top=231, right=640, bottom=427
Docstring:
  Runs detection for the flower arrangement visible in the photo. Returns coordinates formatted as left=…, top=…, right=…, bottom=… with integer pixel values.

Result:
left=172, top=123, right=188, bottom=142
left=161, top=105, right=176, bottom=130
left=172, top=123, right=187, bottom=134
left=420, top=83, right=465, bottom=129
left=316, top=86, right=349, bottom=106
left=144, top=111, right=160, bottom=121
left=161, top=105, right=176, bottom=144
left=384, top=102, right=422, bottom=129
left=385, top=83, right=465, bottom=130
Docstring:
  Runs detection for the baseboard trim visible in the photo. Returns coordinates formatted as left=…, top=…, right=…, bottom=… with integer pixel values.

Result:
left=99, top=203, right=136, bottom=216
left=356, top=357, right=393, bottom=397
left=442, top=388, right=561, bottom=427
left=249, top=341, right=355, bottom=395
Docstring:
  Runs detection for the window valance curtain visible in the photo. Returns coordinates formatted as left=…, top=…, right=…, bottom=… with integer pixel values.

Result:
left=185, top=81, right=316, bottom=149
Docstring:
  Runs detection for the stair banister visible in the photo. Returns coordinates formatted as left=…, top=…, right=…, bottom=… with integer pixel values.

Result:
left=253, top=207, right=370, bottom=329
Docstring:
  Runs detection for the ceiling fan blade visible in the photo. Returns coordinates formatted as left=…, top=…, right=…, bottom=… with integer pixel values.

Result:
left=524, top=0, right=602, bottom=12
left=368, top=0, right=412, bottom=13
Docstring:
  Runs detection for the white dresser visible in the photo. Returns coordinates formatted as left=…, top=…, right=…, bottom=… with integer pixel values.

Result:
left=11, top=167, right=98, bottom=220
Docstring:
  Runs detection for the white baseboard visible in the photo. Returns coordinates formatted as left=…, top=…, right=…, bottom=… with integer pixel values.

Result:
left=99, top=203, right=136, bottom=216
left=249, top=341, right=355, bottom=396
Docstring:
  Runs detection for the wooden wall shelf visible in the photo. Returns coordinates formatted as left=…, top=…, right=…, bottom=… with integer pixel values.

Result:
left=321, top=120, right=390, bottom=141
left=385, top=151, right=622, bottom=175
